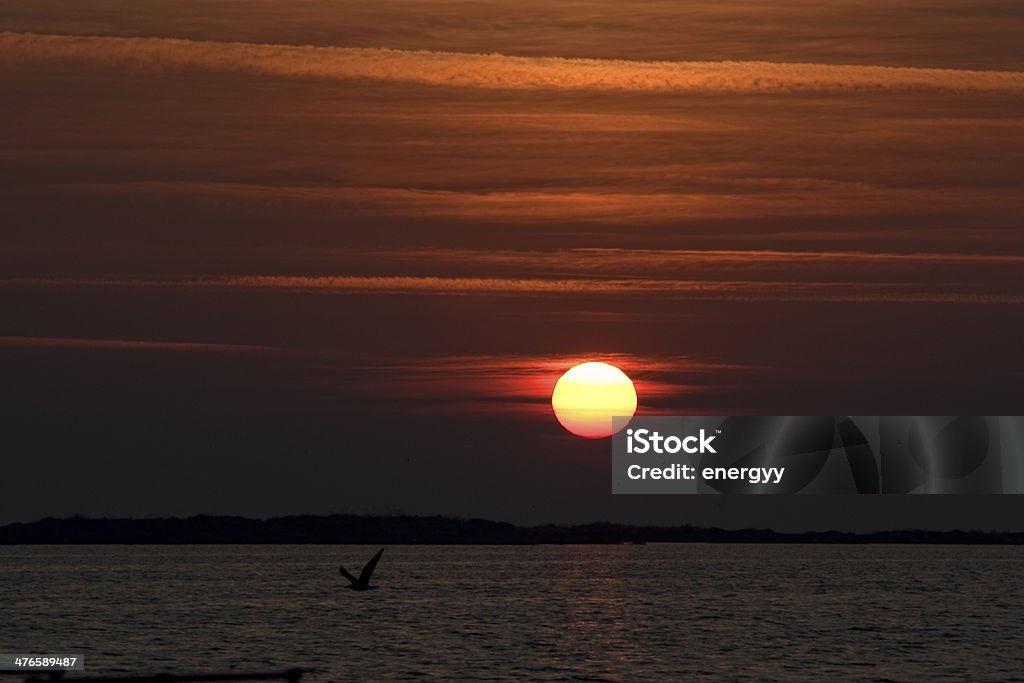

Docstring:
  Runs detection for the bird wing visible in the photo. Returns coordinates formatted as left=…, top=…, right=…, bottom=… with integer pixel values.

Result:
left=339, top=564, right=359, bottom=585
left=358, top=548, right=385, bottom=586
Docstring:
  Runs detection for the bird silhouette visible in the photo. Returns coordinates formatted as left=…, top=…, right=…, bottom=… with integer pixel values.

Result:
left=339, top=548, right=385, bottom=591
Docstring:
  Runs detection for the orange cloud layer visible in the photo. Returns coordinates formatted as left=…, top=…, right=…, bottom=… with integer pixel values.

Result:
left=5, top=275, right=1022, bottom=304
left=4, top=31, right=1024, bottom=93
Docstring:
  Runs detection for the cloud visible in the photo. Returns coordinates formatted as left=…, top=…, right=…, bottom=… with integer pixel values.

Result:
left=16, top=181, right=1018, bottom=228
left=5, top=275, right=1022, bottom=304
left=4, top=31, right=1024, bottom=93
left=0, top=336, right=268, bottom=352
left=316, top=352, right=747, bottom=416
left=368, top=247, right=1024, bottom=271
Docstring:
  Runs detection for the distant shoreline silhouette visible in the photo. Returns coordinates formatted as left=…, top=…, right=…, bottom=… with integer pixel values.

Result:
left=1, top=515, right=1022, bottom=545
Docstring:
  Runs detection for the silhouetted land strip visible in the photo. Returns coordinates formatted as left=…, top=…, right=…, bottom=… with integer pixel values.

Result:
left=1, top=515, right=1022, bottom=544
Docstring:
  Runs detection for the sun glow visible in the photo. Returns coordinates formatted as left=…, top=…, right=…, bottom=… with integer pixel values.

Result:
left=551, top=361, right=638, bottom=438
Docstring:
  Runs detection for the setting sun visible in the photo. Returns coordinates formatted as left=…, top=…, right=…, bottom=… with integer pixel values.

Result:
left=551, top=361, right=638, bottom=438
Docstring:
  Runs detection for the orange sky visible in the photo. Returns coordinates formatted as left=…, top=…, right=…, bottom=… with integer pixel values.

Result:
left=1, top=0, right=1023, bottom=528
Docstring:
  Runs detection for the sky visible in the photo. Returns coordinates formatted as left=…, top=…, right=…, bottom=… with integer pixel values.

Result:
left=1, top=0, right=1023, bottom=530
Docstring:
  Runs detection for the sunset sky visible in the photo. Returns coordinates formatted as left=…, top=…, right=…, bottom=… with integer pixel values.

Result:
left=2, top=0, right=1023, bottom=530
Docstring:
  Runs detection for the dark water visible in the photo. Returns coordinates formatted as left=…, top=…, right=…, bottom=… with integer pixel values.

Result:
left=3, top=545, right=1024, bottom=681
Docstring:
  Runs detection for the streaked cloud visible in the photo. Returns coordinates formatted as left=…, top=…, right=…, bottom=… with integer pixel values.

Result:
left=0, top=336, right=268, bottom=352
left=18, top=181, right=1019, bottom=227
left=4, top=32, right=1024, bottom=93
left=314, top=353, right=748, bottom=416
left=5, top=274, right=1022, bottom=304
left=0, top=334, right=742, bottom=416
left=363, top=247, right=1024, bottom=271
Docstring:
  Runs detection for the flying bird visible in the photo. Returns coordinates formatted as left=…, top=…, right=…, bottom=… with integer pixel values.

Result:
left=339, top=548, right=385, bottom=591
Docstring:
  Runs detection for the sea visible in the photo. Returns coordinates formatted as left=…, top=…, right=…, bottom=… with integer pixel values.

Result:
left=3, top=544, right=1023, bottom=681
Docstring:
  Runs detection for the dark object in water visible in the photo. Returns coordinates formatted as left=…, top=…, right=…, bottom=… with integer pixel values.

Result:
left=339, top=548, right=385, bottom=591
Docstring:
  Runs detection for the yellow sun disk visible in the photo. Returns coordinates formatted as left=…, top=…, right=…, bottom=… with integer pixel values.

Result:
left=551, top=362, right=638, bottom=438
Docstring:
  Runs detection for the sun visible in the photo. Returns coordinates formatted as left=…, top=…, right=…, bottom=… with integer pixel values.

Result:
left=551, top=361, right=638, bottom=438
